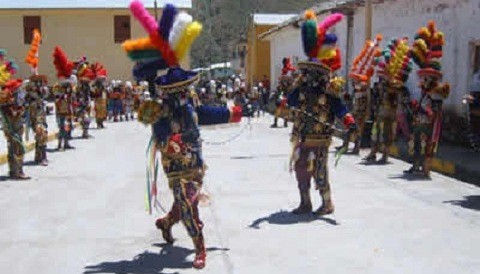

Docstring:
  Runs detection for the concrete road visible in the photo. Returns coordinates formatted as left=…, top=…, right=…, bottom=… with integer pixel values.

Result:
left=0, top=115, right=479, bottom=274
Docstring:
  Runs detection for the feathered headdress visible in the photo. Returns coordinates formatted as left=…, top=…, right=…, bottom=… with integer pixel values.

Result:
left=0, top=50, right=19, bottom=87
left=411, top=20, right=445, bottom=79
left=281, top=57, right=296, bottom=76
left=349, top=34, right=383, bottom=83
left=122, top=1, right=202, bottom=82
left=52, top=46, right=74, bottom=80
left=377, top=37, right=413, bottom=86
left=300, top=11, right=344, bottom=73
left=25, top=29, right=41, bottom=75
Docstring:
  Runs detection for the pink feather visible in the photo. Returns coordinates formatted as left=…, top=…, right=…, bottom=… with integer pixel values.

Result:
left=130, top=0, right=158, bottom=35
left=318, top=13, right=344, bottom=31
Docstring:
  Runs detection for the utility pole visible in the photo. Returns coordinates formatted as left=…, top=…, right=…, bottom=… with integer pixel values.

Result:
left=154, top=0, right=158, bottom=20
left=365, top=0, right=373, bottom=40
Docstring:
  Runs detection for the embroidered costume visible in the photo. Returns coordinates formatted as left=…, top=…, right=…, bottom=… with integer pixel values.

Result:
left=122, top=1, right=242, bottom=269
left=288, top=11, right=355, bottom=216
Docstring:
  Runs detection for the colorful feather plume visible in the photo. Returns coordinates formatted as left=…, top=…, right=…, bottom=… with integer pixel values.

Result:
left=377, top=38, right=412, bottom=85
left=411, top=20, right=445, bottom=75
left=25, top=29, right=41, bottom=75
left=0, top=49, right=19, bottom=87
left=122, top=1, right=203, bottom=79
left=159, top=4, right=177, bottom=40
left=301, top=11, right=318, bottom=58
left=52, top=46, right=74, bottom=79
left=174, top=21, right=202, bottom=61
left=301, top=11, right=344, bottom=71
left=350, top=34, right=383, bottom=82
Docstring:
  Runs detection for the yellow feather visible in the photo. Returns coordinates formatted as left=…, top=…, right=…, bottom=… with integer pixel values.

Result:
left=317, top=48, right=336, bottom=60
left=174, top=21, right=202, bottom=61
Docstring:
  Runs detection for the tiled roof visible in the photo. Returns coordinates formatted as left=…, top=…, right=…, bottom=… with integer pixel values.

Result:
left=0, top=0, right=192, bottom=9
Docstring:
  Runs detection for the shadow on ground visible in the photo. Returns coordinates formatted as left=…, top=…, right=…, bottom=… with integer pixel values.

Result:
left=388, top=173, right=431, bottom=182
left=444, top=195, right=480, bottom=211
left=84, top=244, right=229, bottom=274
left=248, top=210, right=339, bottom=229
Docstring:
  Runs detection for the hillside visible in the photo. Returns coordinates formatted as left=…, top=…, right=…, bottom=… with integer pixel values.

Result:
left=191, top=0, right=321, bottom=68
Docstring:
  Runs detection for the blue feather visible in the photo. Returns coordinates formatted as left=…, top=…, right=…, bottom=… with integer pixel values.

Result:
left=323, top=34, right=337, bottom=45
left=158, top=4, right=177, bottom=40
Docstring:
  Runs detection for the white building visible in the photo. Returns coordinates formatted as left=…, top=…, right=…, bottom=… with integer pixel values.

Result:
left=260, top=0, right=480, bottom=117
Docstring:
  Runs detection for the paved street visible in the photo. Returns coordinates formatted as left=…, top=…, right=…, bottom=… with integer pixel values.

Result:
left=0, top=115, right=479, bottom=274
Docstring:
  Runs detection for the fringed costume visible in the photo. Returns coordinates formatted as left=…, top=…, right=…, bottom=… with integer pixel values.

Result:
left=122, top=1, right=242, bottom=269
left=52, top=46, right=75, bottom=151
left=288, top=11, right=355, bottom=216
left=271, top=57, right=296, bottom=128
left=25, top=29, right=49, bottom=165
left=364, top=38, right=413, bottom=163
left=405, top=21, right=450, bottom=177
left=340, top=35, right=383, bottom=154
left=0, top=51, right=30, bottom=179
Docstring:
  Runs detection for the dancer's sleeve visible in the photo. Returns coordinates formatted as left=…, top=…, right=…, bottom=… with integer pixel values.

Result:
left=196, top=105, right=242, bottom=126
left=330, top=96, right=355, bottom=128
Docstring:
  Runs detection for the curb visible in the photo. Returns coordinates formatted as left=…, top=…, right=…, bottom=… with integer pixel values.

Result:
left=333, top=129, right=457, bottom=176
left=388, top=145, right=456, bottom=175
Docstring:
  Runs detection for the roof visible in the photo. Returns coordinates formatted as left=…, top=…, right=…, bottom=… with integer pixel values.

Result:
left=258, top=0, right=386, bottom=40
left=0, top=0, right=192, bottom=9
left=253, top=13, right=297, bottom=26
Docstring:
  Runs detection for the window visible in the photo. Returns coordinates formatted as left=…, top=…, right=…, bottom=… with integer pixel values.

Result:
left=23, top=16, right=41, bottom=44
left=114, top=16, right=131, bottom=43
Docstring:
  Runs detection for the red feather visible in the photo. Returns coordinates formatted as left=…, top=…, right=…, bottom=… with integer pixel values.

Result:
left=52, top=46, right=73, bottom=78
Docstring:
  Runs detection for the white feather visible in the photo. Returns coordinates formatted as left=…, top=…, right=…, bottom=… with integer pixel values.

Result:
left=169, top=12, right=193, bottom=49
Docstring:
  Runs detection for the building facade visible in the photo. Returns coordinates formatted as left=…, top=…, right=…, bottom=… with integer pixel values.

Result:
left=261, top=0, right=480, bottom=118
left=246, top=13, right=296, bottom=89
left=0, top=1, right=192, bottom=83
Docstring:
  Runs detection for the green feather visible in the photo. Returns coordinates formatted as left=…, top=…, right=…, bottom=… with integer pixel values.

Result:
left=128, top=50, right=161, bottom=61
left=302, top=20, right=318, bottom=57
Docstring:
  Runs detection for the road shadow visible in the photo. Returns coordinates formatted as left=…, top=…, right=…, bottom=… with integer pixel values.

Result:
left=389, top=173, right=431, bottom=182
left=248, top=210, right=339, bottom=229
left=83, top=244, right=229, bottom=274
left=358, top=160, right=393, bottom=166
left=0, top=175, right=11, bottom=182
left=23, top=160, right=41, bottom=167
left=444, top=195, right=480, bottom=211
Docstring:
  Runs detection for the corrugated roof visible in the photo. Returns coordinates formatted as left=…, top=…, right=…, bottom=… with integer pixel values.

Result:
left=253, top=13, right=297, bottom=26
left=0, top=0, right=192, bottom=9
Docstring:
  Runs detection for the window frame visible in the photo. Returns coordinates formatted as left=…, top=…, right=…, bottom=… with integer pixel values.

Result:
left=114, top=15, right=131, bottom=44
left=23, top=16, right=41, bottom=45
